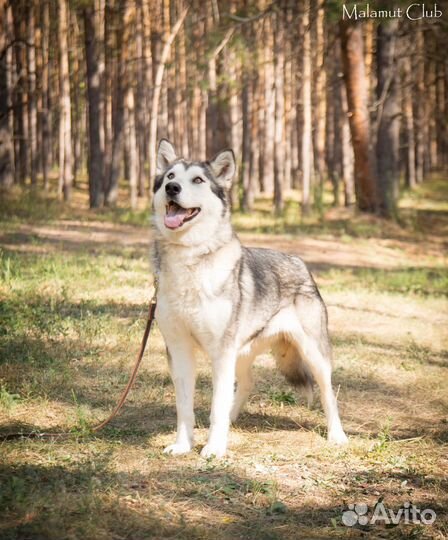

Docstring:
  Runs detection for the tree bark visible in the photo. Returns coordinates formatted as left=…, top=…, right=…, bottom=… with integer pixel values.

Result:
left=58, top=0, right=72, bottom=201
left=262, top=12, right=275, bottom=195
left=84, top=4, right=105, bottom=208
left=376, top=20, right=400, bottom=217
left=122, top=1, right=138, bottom=208
left=135, top=0, right=146, bottom=196
left=12, top=1, right=27, bottom=184
left=105, top=0, right=125, bottom=206
left=415, top=24, right=425, bottom=183
left=339, top=72, right=355, bottom=206
left=26, top=1, right=37, bottom=185
left=40, top=0, right=50, bottom=190
left=301, top=1, right=313, bottom=215
left=241, top=77, right=252, bottom=211
left=273, top=9, right=285, bottom=214
left=0, top=0, right=14, bottom=188
left=314, top=3, right=326, bottom=187
left=402, top=43, right=416, bottom=189
left=339, top=19, right=377, bottom=213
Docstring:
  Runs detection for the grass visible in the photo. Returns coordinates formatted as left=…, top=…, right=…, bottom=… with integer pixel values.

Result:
left=0, top=175, right=447, bottom=539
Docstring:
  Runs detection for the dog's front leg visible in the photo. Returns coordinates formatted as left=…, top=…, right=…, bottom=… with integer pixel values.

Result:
left=201, top=349, right=237, bottom=458
left=163, top=341, right=196, bottom=455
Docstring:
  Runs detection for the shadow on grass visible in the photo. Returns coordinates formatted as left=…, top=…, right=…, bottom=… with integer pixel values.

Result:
left=0, top=460, right=446, bottom=540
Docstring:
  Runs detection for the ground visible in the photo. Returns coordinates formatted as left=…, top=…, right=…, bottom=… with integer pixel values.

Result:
left=0, top=178, right=447, bottom=539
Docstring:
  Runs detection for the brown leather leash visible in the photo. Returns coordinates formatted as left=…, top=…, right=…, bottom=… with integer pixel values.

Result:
left=1, top=283, right=158, bottom=442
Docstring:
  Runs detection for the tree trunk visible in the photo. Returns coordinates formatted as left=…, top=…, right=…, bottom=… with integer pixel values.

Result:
left=135, top=0, right=146, bottom=196
left=273, top=9, right=284, bottom=214
left=105, top=0, right=125, bottom=206
left=415, top=24, right=425, bottom=183
left=84, top=4, right=105, bottom=208
left=402, top=44, right=416, bottom=189
left=58, top=0, right=72, bottom=201
left=339, top=72, right=355, bottom=206
left=301, top=1, right=313, bottom=215
left=339, top=19, right=377, bottom=213
left=376, top=20, right=400, bottom=217
left=141, top=0, right=152, bottom=180
left=0, top=0, right=14, bottom=188
left=12, top=2, right=27, bottom=184
left=240, top=78, right=252, bottom=211
left=314, top=3, right=326, bottom=187
left=27, top=2, right=37, bottom=185
left=123, top=1, right=138, bottom=209
left=262, top=12, right=275, bottom=195
left=69, top=9, right=82, bottom=187
left=40, top=0, right=50, bottom=190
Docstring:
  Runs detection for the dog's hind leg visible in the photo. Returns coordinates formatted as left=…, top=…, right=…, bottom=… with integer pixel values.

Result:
left=292, top=329, right=347, bottom=444
left=163, top=339, right=196, bottom=455
left=290, top=299, right=348, bottom=444
left=230, top=353, right=255, bottom=422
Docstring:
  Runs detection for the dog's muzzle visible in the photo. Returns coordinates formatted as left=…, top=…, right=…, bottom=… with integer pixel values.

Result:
left=164, top=200, right=201, bottom=230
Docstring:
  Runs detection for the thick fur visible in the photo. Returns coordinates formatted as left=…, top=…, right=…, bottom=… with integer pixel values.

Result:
left=152, top=139, right=348, bottom=457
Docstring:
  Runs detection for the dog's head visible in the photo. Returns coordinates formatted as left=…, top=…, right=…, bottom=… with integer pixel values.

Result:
left=152, top=139, right=236, bottom=244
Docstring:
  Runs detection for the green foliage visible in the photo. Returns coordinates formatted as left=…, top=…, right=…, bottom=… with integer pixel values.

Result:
left=71, top=389, right=92, bottom=436
left=269, top=389, right=297, bottom=406
left=0, top=382, right=21, bottom=409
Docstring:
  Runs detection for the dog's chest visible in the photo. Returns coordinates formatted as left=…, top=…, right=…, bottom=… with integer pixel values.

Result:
left=158, top=258, right=233, bottom=343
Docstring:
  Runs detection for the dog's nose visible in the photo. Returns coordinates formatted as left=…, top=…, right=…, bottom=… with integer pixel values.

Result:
left=165, top=182, right=181, bottom=197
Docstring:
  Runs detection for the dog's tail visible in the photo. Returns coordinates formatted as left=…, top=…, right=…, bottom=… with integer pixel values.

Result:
left=272, top=336, right=314, bottom=406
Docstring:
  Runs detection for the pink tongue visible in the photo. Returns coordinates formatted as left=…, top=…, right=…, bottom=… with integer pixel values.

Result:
left=164, top=207, right=187, bottom=229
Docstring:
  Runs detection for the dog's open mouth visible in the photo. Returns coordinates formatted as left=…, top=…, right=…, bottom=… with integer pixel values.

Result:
left=164, top=201, right=201, bottom=230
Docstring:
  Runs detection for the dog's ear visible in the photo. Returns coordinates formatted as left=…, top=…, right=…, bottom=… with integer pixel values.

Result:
left=209, top=149, right=236, bottom=187
left=157, top=139, right=177, bottom=173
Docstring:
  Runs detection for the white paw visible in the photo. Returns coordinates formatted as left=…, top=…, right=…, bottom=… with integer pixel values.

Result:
left=328, top=429, right=349, bottom=445
left=200, top=443, right=227, bottom=458
left=163, top=442, right=192, bottom=455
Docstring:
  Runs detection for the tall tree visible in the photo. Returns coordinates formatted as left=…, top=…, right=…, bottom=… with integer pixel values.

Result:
left=301, top=0, right=313, bottom=215
left=12, top=1, right=27, bottom=184
left=84, top=3, right=105, bottom=208
left=376, top=20, right=400, bottom=217
left=58, top=0, right=73, bottom=200
left=123, top=1, right=138, bottom=209
left=0, top=0, right=14, bottom=188
left=414, top=23, right=425, bottom=184
left=40, top=0, right=51, bottom=190
left=402, top=33, right=416, bottom=190
left=314, top=3, right=326, bottom=187
left=26, top=1, right=37, bottom=185
left=273, top=7, right=285, bottom=214
left=105, top=0, right=125, bottom=206
left=339, top=19, right=378, bottom=213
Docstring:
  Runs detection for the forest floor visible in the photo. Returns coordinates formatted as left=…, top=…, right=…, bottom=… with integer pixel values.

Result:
left=0, top=177, right=447, bottom=539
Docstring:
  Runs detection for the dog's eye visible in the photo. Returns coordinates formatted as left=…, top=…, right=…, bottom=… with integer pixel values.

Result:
left=192, top=177, right=204, bottom=184
left=167, top=172, right=175, bottom=180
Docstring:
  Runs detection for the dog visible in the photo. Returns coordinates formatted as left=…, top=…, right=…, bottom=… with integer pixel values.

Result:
left=151, top=139, right=348, bottom=457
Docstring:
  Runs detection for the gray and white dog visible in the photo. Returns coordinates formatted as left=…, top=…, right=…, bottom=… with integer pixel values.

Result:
left=152, top=139, right=348, bottom=457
